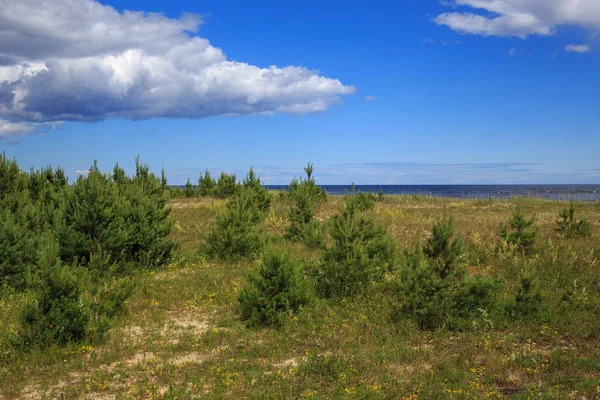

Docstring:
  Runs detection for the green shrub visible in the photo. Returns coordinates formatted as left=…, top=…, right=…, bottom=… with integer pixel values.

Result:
left=288, top=163, right=327, bottom=201
left=498, top=206, right=538, bottom=252
left=397, top=218, right=498, bottom=330
left=555, top=201, right=591, bottom=238
left=185, top=178, right=195, bottom=197
left=423, top=216, right=465, bottom=279
left=205, top=190, right=264, bottom=260
left=88, top=276, right=136, bottom=339
left=215, top=172, right=239, bottom=198
left=285, top=164, right=326, bottom=247
left=0, top=205, right=38, bottom=290
left=285, top=184, right=323, bottom=247
left=312, top=199, right=395, bottom=298
left=242, top=167, right=271, bottom=214
left=60, top=160, right=175, bottom=273
left=20, top=237, right=90, bottom=347
left=198, top=169, right=216, bottom=197
left=508, top=270, right=543, bottom=319
left=238, top=250, right=311, bottom=327
left=346, top=190, right=377, bottom=212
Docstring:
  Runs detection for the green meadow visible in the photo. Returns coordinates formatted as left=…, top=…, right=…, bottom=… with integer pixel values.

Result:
left=1, top=159, right=600, bottom=399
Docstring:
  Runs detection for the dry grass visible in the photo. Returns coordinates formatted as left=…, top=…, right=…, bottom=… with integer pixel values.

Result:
left=1, top=194, right=599, bottom=399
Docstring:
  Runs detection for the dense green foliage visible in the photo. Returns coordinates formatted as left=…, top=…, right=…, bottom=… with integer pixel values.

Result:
left=285, top=164, right=325, bottom=248
left=204, top=189, right=265, bottom=260
left=311, top=196, right=396, bottom=298
left=238, top=250, right=311, bottom=327
left=0, top=155, right=174, bottom=348
left=198, top=170, right=217, bottom=196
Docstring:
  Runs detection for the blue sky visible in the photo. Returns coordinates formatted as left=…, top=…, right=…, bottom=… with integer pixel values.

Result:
left=1, top=0, right=599, bottom=184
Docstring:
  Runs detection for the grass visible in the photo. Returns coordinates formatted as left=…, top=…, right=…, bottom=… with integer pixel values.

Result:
left=1, top=194, right=600, bottom=399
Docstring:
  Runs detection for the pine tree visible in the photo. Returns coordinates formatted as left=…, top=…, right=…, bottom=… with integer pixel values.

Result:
left=20, top=236, right=90, bottom=347
left=397, top=217, right=497, bottom=330
left=423, top=216, right=465, bottom=279
left=498, top=206, right=538, bottom=252
left=205, top=189, right=264, bottom=260
left=215, top=172, right=239, bottom=198
left=185, top=178, right=195, bottom=197
left=239, top=250, right=311, bottom=327
left=242, top=167, right=271, bottom=214
left=312, top=198, right=395, bottom=298
left=555, top=201, right=591, bottom=238
left=198, top=169, right=216, bottom=197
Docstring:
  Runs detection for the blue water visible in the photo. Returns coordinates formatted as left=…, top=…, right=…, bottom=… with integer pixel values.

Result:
left=264, top=185, right=600, bottom=201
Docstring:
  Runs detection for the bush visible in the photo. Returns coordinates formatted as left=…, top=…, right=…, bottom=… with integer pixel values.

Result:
left=242, top=167, right=271, bottom=214
left=185, top=178, right=195, bottom=197
left=498, top=206, right=538, bottom=252
left=423, top=216, right=465, bottom=279
left=215, top=172, right=239, bottom=198
left=198, top=169, right=216, bottom=197
left=20, top=237, right=90, bottom=347
left=346, top=190, right=377, bottom=212
left=397, top=218, right=498, bottom=330
left=0, top=202, right=39, bottom=290
left=60, top=160, right=175, bottom=273
left=238, top=250, right=311, bottom=327
left=312, top=198, right=395, bottom=298
left=508, top=269, right=543, bottom=319
left=288, top=163, right=327, bottom=201
left=555, top=201, right=591, bottom=238
left=285, top=184, right=323, bottom=247
left=204, top=189, right=264, bottom=260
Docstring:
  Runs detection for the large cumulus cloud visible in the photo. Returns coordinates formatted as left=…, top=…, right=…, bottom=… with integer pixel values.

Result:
left=0, top=0, right=355, bottom=135
left=434, top=0, right=600, bottom=38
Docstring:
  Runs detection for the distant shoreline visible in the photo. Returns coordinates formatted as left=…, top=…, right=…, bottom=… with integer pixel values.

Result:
left=171, top=184, right=600, bottom=201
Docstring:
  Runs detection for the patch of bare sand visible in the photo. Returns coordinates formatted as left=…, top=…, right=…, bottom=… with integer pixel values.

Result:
left=124, top=351, right=156, bottom=366
left=273, top=356, right=306, bottom=369
left=169, top=352, right=206, bottom=366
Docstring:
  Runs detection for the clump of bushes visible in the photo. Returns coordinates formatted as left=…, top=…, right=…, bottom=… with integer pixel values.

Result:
left=498, top=206, right=538, bottom=252
left=555, top=201, right=591, bottom=238
left=59, top=159, right=176, bottom=273
left=397, top=217, right=498, bottom=330
left=311, top=196, right=395, bottom=298
left=1, top=155, right=174, bottom=349
left=238, top=250, right=311, bottom=327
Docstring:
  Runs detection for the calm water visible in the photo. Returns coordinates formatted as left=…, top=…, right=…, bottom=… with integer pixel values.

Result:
left=264, top=185, right=600, bottom=201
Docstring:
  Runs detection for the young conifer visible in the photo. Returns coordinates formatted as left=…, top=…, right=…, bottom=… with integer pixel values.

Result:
left=555, top=201, right=591, bottom=238
left=198, top=169, right=217, bottom=197
left=238, top=250, right=311, bottom=327
left=498, top=206, right=538, bottom=252
left=204, top=189, right=264, bottom=260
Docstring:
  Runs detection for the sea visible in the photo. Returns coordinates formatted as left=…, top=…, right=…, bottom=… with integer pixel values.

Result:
left=263, top=185, right=600, bottom=201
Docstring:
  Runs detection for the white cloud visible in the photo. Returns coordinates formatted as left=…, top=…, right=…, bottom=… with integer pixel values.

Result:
left=508, top=48, right=516, bottom=56
left=0, top=120, right=36, bottom=138
left=0, top=119, right=62, bottom=139
left=434, top=0, right=600, bottom=38
left=364, top=95, right=377, bottom=102
left=0, top=0, right=355, bottom=137
left=565, top=44, right=592, bottom=53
